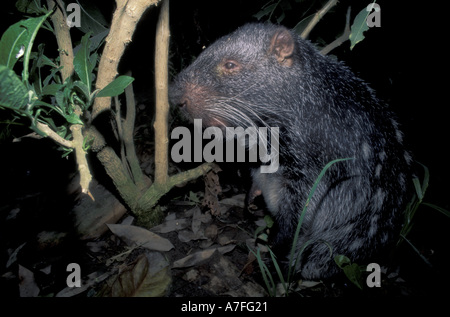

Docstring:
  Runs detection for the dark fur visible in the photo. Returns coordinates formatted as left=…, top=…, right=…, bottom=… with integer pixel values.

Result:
left=169, top=23, right=413, bottom=279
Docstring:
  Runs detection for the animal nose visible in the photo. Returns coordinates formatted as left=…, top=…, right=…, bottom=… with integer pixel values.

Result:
left=178, top=98, right=189, bottom=109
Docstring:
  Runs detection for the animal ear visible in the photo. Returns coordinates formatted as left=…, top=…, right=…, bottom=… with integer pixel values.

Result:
left=269, top=28, right=295, bottom=66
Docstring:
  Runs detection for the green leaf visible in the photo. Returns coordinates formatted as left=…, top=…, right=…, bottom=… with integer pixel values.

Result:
left=16, top=0, right=46, bottom=15
left=349, top=5, right=371, bottom=50
left=0, top=21, right=28, bottom=69
left=0, top=11, right=52, bottom=80
left=55, top=90, right=65, bottom=109
left=264, top=215, right=274, bottom=229
left=188, top=191, right=201, bottom=204
left=43, top=66, right=62, bottom=87
left=287, top=158, right=354, bottom=282
left=32, top=100, right=65, bottom=122
left=334, top=255, right=363, bottom=289
left=64, top=113, right=84, bottom=125
left=343, top=263, right=363, bottom=289
left=412, top=177, right=423, bottom=201
left=251, top=248, right=276, bottom=297
left=400, top=234, right=433, bottom=268
left=38, top=53, right=57, bottom=68
left=73, top=33, right=93, bottom=93
left=75, top=2, right=109, bottom=37
left=419, top=162, right=430, bottom=197
left=41, top=83, right=62, bottom=96
left=89, top=29, right=109, bottom=52
left=73, top=80, right=91, bottom=100
left=89, top=52, right=98, bottom=73
left=412, top=162, right=430, bottom=202
left=253, top=3, right=278, bottom=20
left=0, top=65, right=29, bottom=112
left=96, top=75, right=135, bottom=97
left=423, top=203, right=450, bottom=219
left=334, top=254, right=352, bottom=268
left=268, top=247, right=287, bottom=294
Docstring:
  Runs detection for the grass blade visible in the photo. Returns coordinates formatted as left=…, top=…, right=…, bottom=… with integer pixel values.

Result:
left=288, top=158, right=353, bottom=280
left=422, top=203, right=450, bottom=218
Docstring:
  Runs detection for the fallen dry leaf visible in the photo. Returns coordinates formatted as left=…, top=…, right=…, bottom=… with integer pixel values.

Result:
left=204, top=224, right=218, bottom=240
left=104, top=253, right=171, bottom=297
left=178, top=229, right=207, bottom=243
left=18, top=265, right=39, bottom=297
left=182, top=251, right=266, bottom=297
left=202, top=164, right=222, bottom=215
left=6, top=242, right=26, bottom=268
left=172, top=245, right=235, bottom=269
left=56, top=271, right=110, bottom=297
left=150, top=218, right=190, bottom=234
left=107, top=224, right=174, bottom=252
left=192, top=206, right=206, bottom=234
left=219, top=194, right=246, bottom=209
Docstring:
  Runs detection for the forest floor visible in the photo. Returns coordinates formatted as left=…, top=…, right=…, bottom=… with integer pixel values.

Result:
left=1, top=111, right=448, bottom=298
left=1, top=157, right=443, bottom=298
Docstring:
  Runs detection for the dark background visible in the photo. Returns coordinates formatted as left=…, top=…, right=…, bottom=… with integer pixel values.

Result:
left=1, top=0, right=448, bottom=296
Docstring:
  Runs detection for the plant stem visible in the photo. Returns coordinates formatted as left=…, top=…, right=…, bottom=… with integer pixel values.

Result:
left=301, top=0, right=338, bottom=39
left=35, top=121, right=74, bottom=148
left=47, top=0, right=74, bottom=81
left=154, top=0, right=170, bottom=185
left=91, top=0, right=160, bottom=120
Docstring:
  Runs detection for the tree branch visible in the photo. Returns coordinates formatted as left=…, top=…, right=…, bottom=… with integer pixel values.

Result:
left=154, top=0, right=170, bottom=185
left=320, top=7, right=351, bottom=55
left=97, top=146, right=139, bottom=208
left=35, top=121, right=74, bottom=148
left=136, top=163, right=213, bottom=215
left=91, top=0, right=160, bottom=120
left=301, top=0, right=338, bottom=39
left=47, top=0, right=74, bottom=81
left=47, top=0, right=94, bottom=195
left=70, top=116, right=92, bottom=196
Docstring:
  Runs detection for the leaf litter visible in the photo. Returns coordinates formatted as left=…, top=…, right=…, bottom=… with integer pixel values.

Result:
left=92, top=191, right=267, bottom=297
left=79, top=162, right=269, bottom=297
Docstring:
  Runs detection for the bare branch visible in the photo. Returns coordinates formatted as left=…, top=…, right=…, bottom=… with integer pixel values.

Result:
left=154, top=0, right=170, bottom=185
left=35, top=121, right=74, bottom=148
left=70, top=122, right=92, bottom=195
left=301, top=0, right=338, bottom=39
left=91, top=0, right=160, bottom=120
left=321, top=7, right=352, bottom=55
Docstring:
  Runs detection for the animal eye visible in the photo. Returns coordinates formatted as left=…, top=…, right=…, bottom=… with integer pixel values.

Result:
left=224, top=61, right=237, bottom=70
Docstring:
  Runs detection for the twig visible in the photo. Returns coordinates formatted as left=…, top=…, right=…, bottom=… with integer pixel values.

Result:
left=320, top=7, right=351, bottom=55
left=70, top=121, right=93, bottom=196
left=91, top=0, right=160, bottom=120
left=136, top=163, right=214, bottom=213
left=35, top=121, right=74, bottom=148
left=153, top=0, right=170, bottom=185
left=301, top=0, right=338, bottom=39
left=47, top=0, right=93, bottom=196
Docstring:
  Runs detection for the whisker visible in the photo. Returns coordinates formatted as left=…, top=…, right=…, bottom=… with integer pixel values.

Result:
left=205, top=98, right=280, bottom=158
